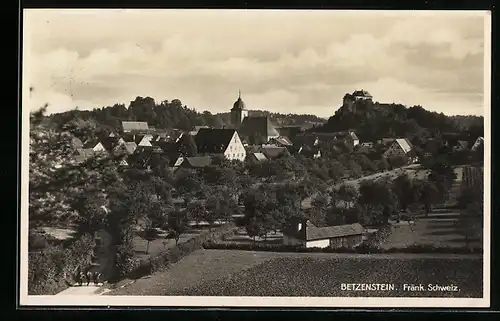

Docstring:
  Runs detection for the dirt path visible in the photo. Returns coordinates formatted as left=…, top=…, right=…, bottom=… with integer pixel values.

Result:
left=56, top=284, right=110, bottom=296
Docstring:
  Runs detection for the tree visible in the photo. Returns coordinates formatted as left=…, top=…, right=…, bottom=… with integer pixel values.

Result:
left=376, top=158, right=390, bottom=172
left=186, top=201, right=206, bottom=228
left=311, top=193, right=329, bottom=212
left=392, top=174, right=418, bottom=212
left=167, top=210, right=189, bottom=245
left=138, top=218, right=160, bottom=254
left=336, top=183, right=359, bottom=209
left=358, top=179, right=397, bottom=225
left=416, top=180, right=440, bottom=215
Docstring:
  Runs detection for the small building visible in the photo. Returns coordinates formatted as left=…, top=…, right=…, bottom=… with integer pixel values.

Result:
left=195, top=128, right=247, bottom=162
left=246, top=152, right=268, bottom=164
left=360, top=142, right=374, bottom=148
left=282, top=219, right=364, bottom=249
left=259, top=145, right=290, bottom=160
left=82, top=140, right=107, bottom=153
left=189, top=125, right=210, bottom=136
left=383, top=138, right=413, bottom=158
left=121, top=121, right=149, bottom=133
left=179, top=156, right=213, bottom=169
left=137, top=134, right=154, bottom=147
left=352, top=89, right=373, bottom=101
left=452, top=140, right=469, bottom=151
left=268, top=136, right=293, bottom=147
left=238, top=116, right=280, bottom=143
left=113, top=141, right=137, bottom=155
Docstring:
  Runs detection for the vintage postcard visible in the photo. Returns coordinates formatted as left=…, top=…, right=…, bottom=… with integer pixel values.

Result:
left=20, top=9, right=491, bottom=308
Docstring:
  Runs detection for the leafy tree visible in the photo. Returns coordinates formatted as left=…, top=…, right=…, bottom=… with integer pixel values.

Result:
left=358, top=179, right=397, bottom=225
left=138, top=218, right=160, bottom=254
left=416, top=180, right=440, bottom=215
left=392, top=174, right=418, bottom=212
left=376, top=158, right=390, bottom=172
left=336, top=183, right=359, bottom=209
left=311, top=193, right=329, bottom=212
left=186, top=201, right=206, bottom=228
left=167, top=210, right=189, bottom=245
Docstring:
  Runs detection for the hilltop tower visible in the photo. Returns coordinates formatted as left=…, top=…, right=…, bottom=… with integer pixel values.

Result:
left=230, top=90, right=249, bottom=128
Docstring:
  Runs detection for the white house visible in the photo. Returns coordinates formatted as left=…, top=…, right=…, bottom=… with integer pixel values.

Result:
left=383, top=138, right=413, bottom=158
left=282, top=219, right=364, bottom=249
left=82, top=140, right=107, bottom=153
left=195, top=128, right=247, bottom=162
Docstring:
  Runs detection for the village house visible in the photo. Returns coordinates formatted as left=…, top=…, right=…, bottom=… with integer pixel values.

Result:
left=268, top=136, right=293, bottom=147
left=383, top=138, right=413, bottom=158
left=282, top=218, right=364, bottom=249
left=189, top=125, right=210, bottom=136
left=451, top=140, right=470, bottom=151
left=259, top=145, right=290, bottom=160
left=121, top=121, right=149, bottom=133
left=276, top=125, right=305, bottom=140
left=178, top=156, right=213, bottom=169
left=227, top=92, right=280, bottom=143
left=113, top=141, right=137, bottom=155
left=82, top=139, right=107, bottom=153
left=246, top=152, right=268, bottom=164
left=195, top=128, right=247, bottom=162
left=360, top=142, right=374, bottom=148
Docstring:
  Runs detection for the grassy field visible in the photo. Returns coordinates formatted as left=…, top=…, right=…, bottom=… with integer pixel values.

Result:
left=106, top=249, right=483, bottom=297
left=381, top=214, right=482, bottom=249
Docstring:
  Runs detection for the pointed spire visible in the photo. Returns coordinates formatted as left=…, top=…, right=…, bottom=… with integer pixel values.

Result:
left=238, top=89, right=241, bottom=99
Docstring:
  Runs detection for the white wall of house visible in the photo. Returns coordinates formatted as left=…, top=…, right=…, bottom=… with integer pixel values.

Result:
left=383, top=141, right=405, bottom=158
left=353, top=139, right=360, bottom=147
left=224, top=132, right=247, bottom=162
left=93, top=142, right=106, bottom=152
left=306, top=239, right=330, bottom=248
left=283, top=234, right=304, bottom=246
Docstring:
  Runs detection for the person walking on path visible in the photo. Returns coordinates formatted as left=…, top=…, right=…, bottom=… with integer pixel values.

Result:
left=86, top=271, right=92, bottom=286
left=78, top=271, right=85, bottom=286
left=93, top=271, right=101, bottom=285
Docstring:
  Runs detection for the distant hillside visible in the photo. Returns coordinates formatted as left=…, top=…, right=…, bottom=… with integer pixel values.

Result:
left=46, top=96, right=327, bottom=134
left=216, top=110, right=326, bottom=127
left=314, top=96, right=483, bottom=143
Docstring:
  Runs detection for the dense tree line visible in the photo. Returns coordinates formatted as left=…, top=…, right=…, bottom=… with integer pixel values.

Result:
left=47, top=96, right=326, bottom=135
left=316, top=100, right=483, bottom=145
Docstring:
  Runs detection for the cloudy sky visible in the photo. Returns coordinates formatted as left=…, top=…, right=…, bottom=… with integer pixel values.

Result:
left=23, top=9, right=489, bottom=118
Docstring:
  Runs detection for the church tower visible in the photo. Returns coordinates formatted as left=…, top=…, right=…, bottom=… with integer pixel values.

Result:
left=230, top=90, right=248, bottom=128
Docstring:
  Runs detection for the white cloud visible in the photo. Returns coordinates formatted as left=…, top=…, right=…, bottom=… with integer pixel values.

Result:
left=24, top=10, right=487, bottom=117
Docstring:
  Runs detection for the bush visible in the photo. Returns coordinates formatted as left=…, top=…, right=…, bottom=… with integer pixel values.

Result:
left=28, top=234, right=96, bottom=295
left=124, top=223, right=238, bottom=280
left=202, top=240, right=482, bottom=255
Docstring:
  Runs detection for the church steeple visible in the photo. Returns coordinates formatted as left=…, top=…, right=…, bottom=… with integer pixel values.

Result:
left=230, top=89, right=248, bottom=128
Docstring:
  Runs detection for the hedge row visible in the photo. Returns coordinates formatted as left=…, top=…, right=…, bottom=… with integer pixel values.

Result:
left=28, top=234, right=96, bottom=295
left=124, top=223, right=239, bottom=280
left=202, top=240, right=483, bottom=255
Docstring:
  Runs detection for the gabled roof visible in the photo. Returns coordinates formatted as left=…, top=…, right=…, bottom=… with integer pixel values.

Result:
left=195, top=128, right=238, bottom=154
left=250, top=152, right=268, bottom=161
left=82, top=139, right=102, bottom=149
left=394, top=138, right=412, bottom=154
left=292, top=133, right=319, bottom=147
left=270, top=136, right=293, bottom=146
left=282, top=219, right=364, bottom=241
left=121, top=121, right=149, bottom=132
left=239, top=116, right=279, bottom=139
left=456, top=140, right=469, bottom=149
left=114, top=141, right=137, bottom=154
left=260, top=146, right=289, bottom=159
left=183, top=156, right=212, bottom=168
left=306, top=223, right=364, bottom=241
